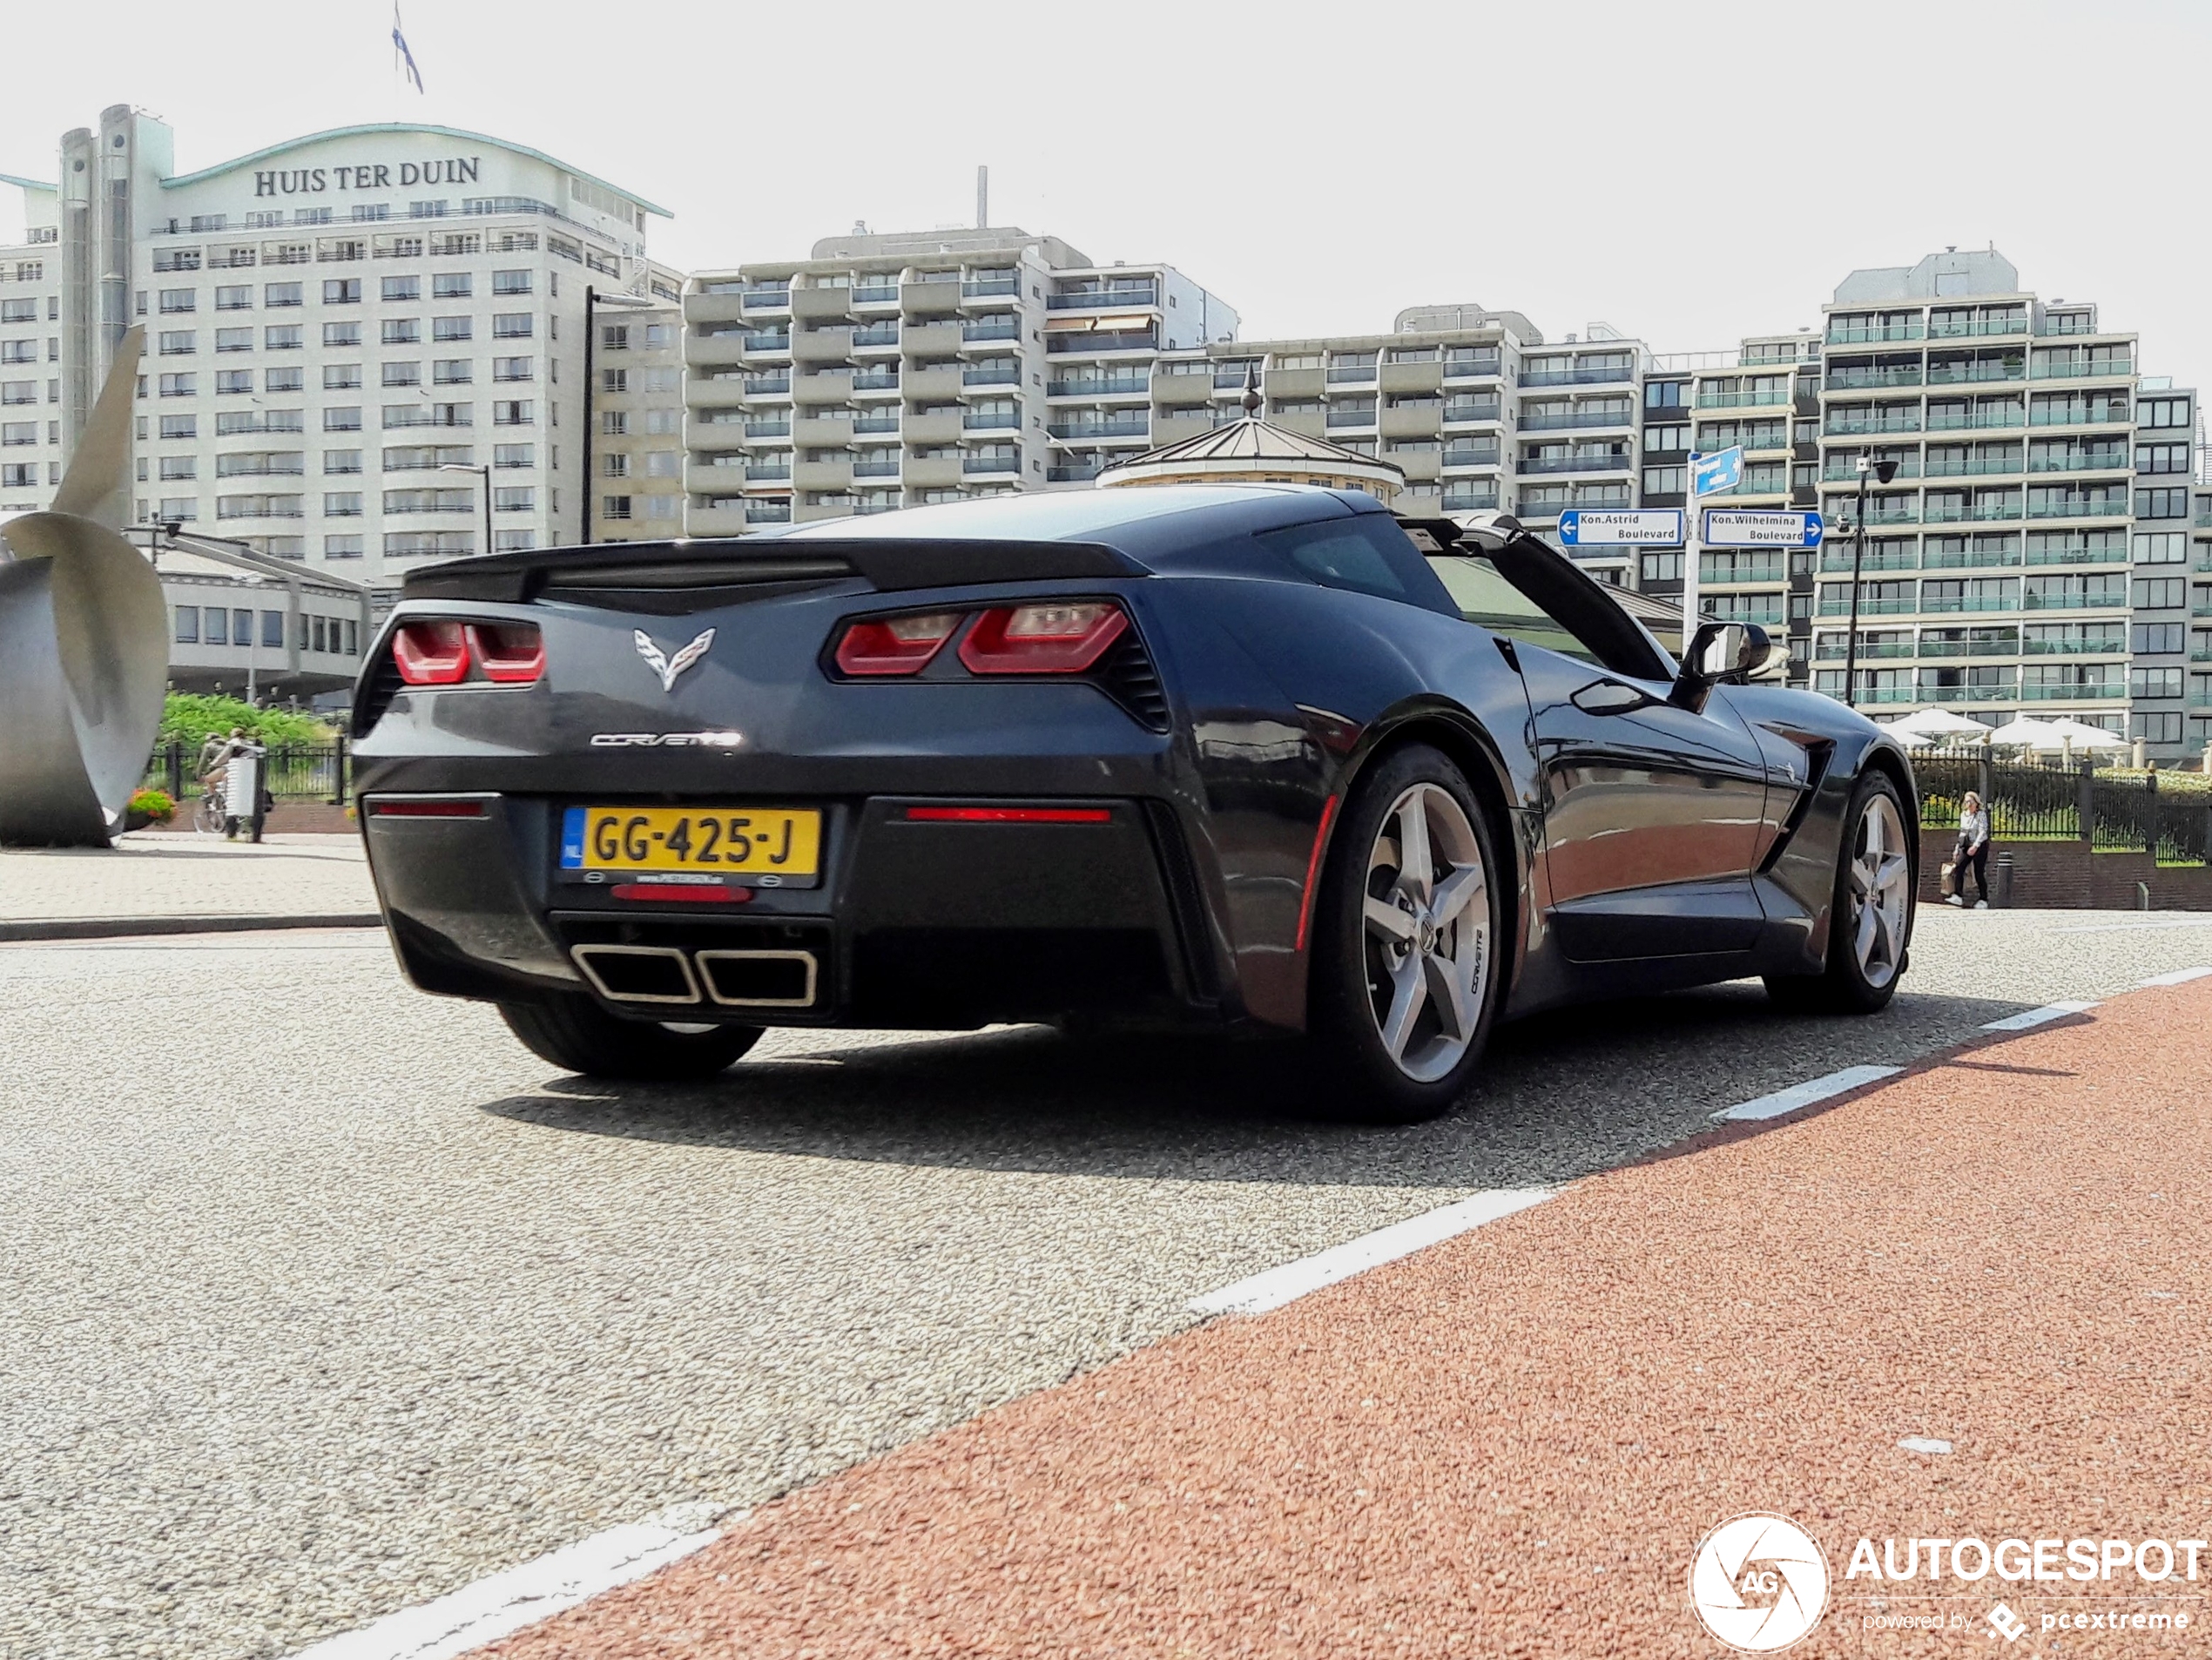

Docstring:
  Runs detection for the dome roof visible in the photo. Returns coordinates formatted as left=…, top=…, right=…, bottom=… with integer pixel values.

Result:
left=1096, top=371, right=1405, bottom=500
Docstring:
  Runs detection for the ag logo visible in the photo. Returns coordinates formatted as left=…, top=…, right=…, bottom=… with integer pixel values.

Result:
left=1689, top=1513, right=1830, bottom=1652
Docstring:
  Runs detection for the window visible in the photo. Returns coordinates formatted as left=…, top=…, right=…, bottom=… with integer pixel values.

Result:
left=324, top=449, right=361, bottom=474
left=0, top=381, right=34, bottom=405
left=213, top=327, right=252, bottom=354
left=1254, top=516, right=1457, bottom=611
left=201, top=608, right=228, bottom=645
left=602, top=494, right=632, bottom=521
left=434, top=359, right=471, bottom=384
left=2138, top=711, right=2184, bottom=746
left=492, top=269, right=532, bottom=295
left=645, top=451, right=679, bottom=478
left=2134, top=623, right=2184, bottom=654
left=2135, top=531, right=2188, bottom=565
left=264, top=281, right=303, bottom=307
left=381, top=275, right=421, bottom=301
left=601, top=409, right=628, bottom=435
left=158, top=373, right=196, bottom=397
left=494, top=400, right=533, bottom=425
left=158, top=288, right=196, bottom=314
left=1642, top=465, right=1686, bottom=496
left=261, top=611, right=285, bottom=647
left=2137, top=488, right=2188, bottom=519
left=324, top=363, right=362, bottom=389
left=156, top=496, right=198, bottom=522
left=493, top=355, right=531, bottom=381
left=493, top=313, right=533, bottom=338
left=160, top=414, right=197, bottom=439
left=382, top=361, right=421, bottom=387
left=323, top=321, right=361, bottom=348
left=2136, top=442, right=2189, bottom=475
left=324, top=535, right=364, bottom=558
left=494, top=443, right=534, bottom=468
left=265, top=324, right=302, bottom=350
left=494, top=486, right=535, bottom=511
left=1640, top=551, right=1683, bottom=583
left=324, top=407, right=362, bottom=432
left=2134, top=577, right=2187, bottom=610
left=216, top=368, right=253, bottom=395
left=158, top=455, right=197, bottom=480
left=265, top=368, right=303, bottom=393
left=433, top=273, right=472, bottom=299
left=602, top=453, right=631, bottom=478
left=2132, top=666, right=2183, bottom=698
left=381, top=318, right=421, bottom=345
left=2138, top=398, right=2190, bottom=429
left=323, top=279, right=361, bottom=305
left=158, top=330, right=197, bottom=355
left=1643, top=424, right=1689, bottom=454
left=173, top=605, right=199, bottom=644
left=324, top=492, right=363, bottom=516
left=433, top=315, right=471, bottom=341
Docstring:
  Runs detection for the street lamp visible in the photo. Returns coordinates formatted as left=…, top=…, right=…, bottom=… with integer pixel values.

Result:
left=439, top=462, right=494, bottom=557
left=1842, top=449, right=1901, bottom=710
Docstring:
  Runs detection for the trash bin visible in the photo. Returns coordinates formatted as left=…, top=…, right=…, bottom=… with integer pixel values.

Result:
left=1992, top=851, right=2014, bottom=909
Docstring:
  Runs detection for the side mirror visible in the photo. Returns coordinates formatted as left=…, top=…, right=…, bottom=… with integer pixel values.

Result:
left=1669, top=621, right=1775, bottom=711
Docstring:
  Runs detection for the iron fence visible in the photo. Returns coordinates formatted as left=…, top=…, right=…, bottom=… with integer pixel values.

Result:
left=1905, top=746, right=2212, bottom=863
left=144, top=739, right=349, bottom=804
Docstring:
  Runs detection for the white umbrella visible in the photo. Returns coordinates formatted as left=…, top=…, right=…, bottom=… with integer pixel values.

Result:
left=1885, top=708, right=1992, bottom=743
left=1984, top=716, right=2071, bottom=752
left=2044, top=717, right=2128, bottom=752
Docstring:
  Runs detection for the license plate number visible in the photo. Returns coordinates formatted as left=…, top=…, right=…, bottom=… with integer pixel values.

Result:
left=560, top=806, right=820, bottom=880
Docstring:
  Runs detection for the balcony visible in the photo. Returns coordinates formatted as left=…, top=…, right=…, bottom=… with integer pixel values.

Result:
left=1048, top=420, right=1147, bottom=442
left=1047, top=373, right=1147, bottom=397
left=743, top=420, right=791, bottom=439
left=745, top=502, right=792, bottom=524
left=740, top=288, right=790, bottom=311
left=741, top=330, right=792, bottom=354
left=961, top=277, right=1020, bottom=300
left=1819, top=550, right=1918, bottom=573
left=742, top=374, right=791, bottom=396
left=1921, top=458, right=2020, bottom=478
left=852, top=323, right=900, bottom=349
left=1326, top=365, right=1379, bottom=386
left=1047, top=464, right=1102, bottom=482
left=1325, top=408, right=1377, bottom=429
left=1517, top=454, right=1630, bottom=475
left=1520, top=408, right=1633, bottom=432
left=962, top=454, right=1021, bottom=475
left=1921, top=503, right=2022, bottom=524
left=1920, top=594, right=2017, bottom=614
left=1440, top=447, right=1501, bottom=469
left=2026, top=497, right=2128, bottom=519
left=1929, top=315, right=2027, bottom=339
left=1695, top=389, right=1790, bottom=408
left=1826, top=324, right=1925, bottom=345
left=852, top=368, right=900, bottom=392
left=1825, top=415, right=1922, bottom=435
left=853, top=413, right=898, bottom=435
left=1926, top=409, right=2025, bottom=431
left=1813, top=639, right=1915, bottom=659
left=2026, top=450, right=2128, bottom=473
left=963, top=410, right=1022, bottom=431
left=1441, top=489, right=1501, bottom=512
left=852, top=460, right=900, bottom=479
left=851, top=282, right=899, bottom=306
left=1825, top=368, right=1923, bottom=390
left=1924, top=545, right=2023, bottom=570
left=1045, top=329, right=1156, bottom=355
left=1817, top=597, right=1917, bottom=616
left=2023, top=589, right=2128, bottom=611
left=961, top=318, right=1021, bottom=344
left=1443, top=355, right=1503, bottom=380
left=1047, top=286, right=1156, bottom=310
left=2021, top=636, right=2124, bottom=654
left=1212, top=366, right=1264, bottom=389
left=2020, top=683, right=2125, bottom=701
left=2031, top=356, right=2134, bottom=380
left=1925, top=361, right=2025, bottom=386
left=1442, top=401, right=1503, bottom=424
left=1520, top=363, right=1635, bottom=388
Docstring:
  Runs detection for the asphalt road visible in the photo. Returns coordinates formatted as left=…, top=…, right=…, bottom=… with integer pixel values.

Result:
left=3, top=908, right=2209, bottom=1659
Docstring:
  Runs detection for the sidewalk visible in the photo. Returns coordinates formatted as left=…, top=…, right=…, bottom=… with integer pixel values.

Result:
left=0, top=833, right=377, bottom=938
left=480, top=978, right=2212, bottom=1658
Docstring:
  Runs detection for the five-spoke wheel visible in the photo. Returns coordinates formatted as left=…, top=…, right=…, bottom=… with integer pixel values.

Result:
left=1765, top=768, right=1916, bottom=1015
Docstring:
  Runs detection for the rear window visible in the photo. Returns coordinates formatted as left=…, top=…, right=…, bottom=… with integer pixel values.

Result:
left=1255, top=516, right=1457, bottom=613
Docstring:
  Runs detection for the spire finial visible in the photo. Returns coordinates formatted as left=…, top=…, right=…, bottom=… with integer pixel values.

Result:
left=1240, top=363, right=1262, bottom=417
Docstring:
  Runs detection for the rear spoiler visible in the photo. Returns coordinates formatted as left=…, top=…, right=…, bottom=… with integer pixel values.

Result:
left=401, top=536, right=1150, bottom=605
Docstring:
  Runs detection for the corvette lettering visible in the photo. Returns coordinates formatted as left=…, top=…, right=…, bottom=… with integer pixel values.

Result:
left=587, top=732, right=745, bottom=747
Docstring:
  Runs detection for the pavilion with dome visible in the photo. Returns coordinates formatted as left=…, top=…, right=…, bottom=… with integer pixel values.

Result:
left=1095, top=372, right=1406, bottom=502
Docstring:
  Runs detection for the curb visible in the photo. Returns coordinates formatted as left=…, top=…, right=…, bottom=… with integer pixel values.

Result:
left=0, top=913, right=383, bottom=942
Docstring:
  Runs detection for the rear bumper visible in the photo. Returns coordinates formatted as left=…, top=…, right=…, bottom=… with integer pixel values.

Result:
left=362, top=790, right=1226, bottom=1029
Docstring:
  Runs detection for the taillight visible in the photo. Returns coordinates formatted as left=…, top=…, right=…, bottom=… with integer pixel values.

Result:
left=835, top=611, right=962, bottom=676
left=957, top=602, right=1129, bottom=675
left=391, top=620, right=470, bottom=685
left=467, top=622, right=544, bottom=684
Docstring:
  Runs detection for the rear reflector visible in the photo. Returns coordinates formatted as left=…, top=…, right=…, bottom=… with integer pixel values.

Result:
left=466, top=622, right=544, bottom=684
left=835, top=611, right=963, bottom=676
left=610, top=882, right=751, bottom=903
left=368, top=799, right=485, bottom=818
left=904, top=805, right=1113, bottom=824
left=957, top=602, right=1129, bottom=675
left=391, top=620, right=471, bottom=685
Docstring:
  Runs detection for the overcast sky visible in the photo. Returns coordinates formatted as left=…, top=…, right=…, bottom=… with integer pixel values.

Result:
left=5, top=0, right=2208, bottom=391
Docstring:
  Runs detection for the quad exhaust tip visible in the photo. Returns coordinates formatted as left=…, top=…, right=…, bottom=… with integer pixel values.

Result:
left=570, top=944, right=819, bottom=1010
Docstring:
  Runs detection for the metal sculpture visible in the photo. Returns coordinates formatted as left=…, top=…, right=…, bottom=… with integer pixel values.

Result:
left=0, top=326, right=168, bottom=847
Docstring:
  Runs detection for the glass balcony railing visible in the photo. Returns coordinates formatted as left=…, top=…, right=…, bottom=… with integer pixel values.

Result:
left=1517, top=454, right=1631, bottom=475
left=2023, top=589, right=2128, bottom=611
left=744, top=465, right=791, bottom=482
left=1521, top=409, right=1635, bottom=431
left=2022, top=637, right=2124, bottom=654
left=1928, top=316, right=2027, bottom=339
left=1047, top=375, right=1145, bottom=396
left=961, top=278, right=1020, bottom=299
left=853, top=324, right=900, bottom=348
left=742, top=421, right=791, bottom=438
left=1440, top=448, right=1501, bottom=468
left=1047, top=286, right=1156, bottom=310
left=1826, top=323, right=1925, bottom=344
left=2026, top=452, right=2128, bottom=472
left=1920, top=595, right=2017, bottom=613
left=965, top=365, right=1022, bottom=387
left=739, top=288, right=790, bottom=309
left=1825, top=415, right=1922, bottom=435
left=1695, top=388, right=1791, bottom=408
left=1212, top=366, right=1263, bottom=389
left=2026, top=497, right=2128, bottom=518
left=1047, top=464, right=1103, bottom=482
left=1826, top=368, right=1923, bottom=390
left=741, top=331, right=792, bottom=352
left=1442, top=402, right=1503, bottom=423
left=852, top=461, right=899, bottom=478
left=853, top=415, right=898, bottom=435
left=2020, top=683, right=2125, bottom=700
left=1927, top=409, right=2026, bottom=430
left=963, top=410, right=1022, bottom=431
left=1920, top=638, right=2023, bottom=657
left=852, top=369, right=900, bottom=391
left=1926, top=361, right=2026, bottom=385
left=962, top=454, right=1021, bottom=474
left=1046, top=421, right=1147, bottom=441
left=961, top=319, right=1020, bottom=342
left=1521, top=363, right=1635, bottom=387
left=1920, top=459, right=2020, bottom=477
left=1441, top=489, right=1501, bottom=511
left=1818, top=597, right=1917, bottom=615
left=2032, top=356, right=2134, bottom=379
left=1443, top=356, right=1503, bottom=379
left=1325, top=408, right=1378, bottom=428
left=1820, top=550, right=1919, bottom=573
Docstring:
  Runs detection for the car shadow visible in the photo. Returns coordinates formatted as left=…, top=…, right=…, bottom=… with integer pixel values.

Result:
left=476, top=982, right=2040, bottom=1191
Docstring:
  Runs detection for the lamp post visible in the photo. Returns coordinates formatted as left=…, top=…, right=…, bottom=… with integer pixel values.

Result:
left=439, top=462, right=494, bottom=557
left=1842, top=449, right=1901, bottom=710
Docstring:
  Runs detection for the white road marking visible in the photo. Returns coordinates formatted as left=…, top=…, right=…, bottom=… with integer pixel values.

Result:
left=1187, top=1188, right=1552, bottom=1319
left=1980, top=1001, right=2099, bottom=1032
left=2138, top=965, right=2212, bottom=988
left=1898, top=1436, right=1953, bottom=1455
left=285, top=1503, right=736, bottom=1660
left=2054, top=918, right=2212, bottom=935
left=1710, top=1065, right=1903, bottom=1125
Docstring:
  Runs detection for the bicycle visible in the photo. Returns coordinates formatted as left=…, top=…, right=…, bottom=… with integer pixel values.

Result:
left=193, top=778, right=227, bottom=835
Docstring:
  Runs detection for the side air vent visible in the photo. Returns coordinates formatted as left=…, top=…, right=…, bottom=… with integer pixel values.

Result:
left=1092, top=631, right=1170, bottom=732
left=351, top=644, right=407, bottom=738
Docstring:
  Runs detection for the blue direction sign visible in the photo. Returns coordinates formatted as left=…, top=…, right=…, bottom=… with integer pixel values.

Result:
left=1702, top=509, right=1825, bottom=549
left=1689, top=447, right=1743, bottom=496
left=1557, top=509, right=1684, bottom=548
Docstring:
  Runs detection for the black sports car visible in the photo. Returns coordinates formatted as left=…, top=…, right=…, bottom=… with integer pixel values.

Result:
left=353, top=485, right=1917, bottom=1121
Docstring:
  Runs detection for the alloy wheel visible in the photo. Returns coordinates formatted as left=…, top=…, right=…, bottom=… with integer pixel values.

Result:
left=1361, top=782, right=1491, bottom=1083
left=1848, top=791, right=1912, bottom=989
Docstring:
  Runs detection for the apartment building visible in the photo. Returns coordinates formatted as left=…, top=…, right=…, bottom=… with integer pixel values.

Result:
left=683, top=226, right=1237, bottom=532
left=0, top=105, right=668, bottom=609
left=589, top=278, right=685, bottom=542
left=1802, top=248, right=2198, bottom=757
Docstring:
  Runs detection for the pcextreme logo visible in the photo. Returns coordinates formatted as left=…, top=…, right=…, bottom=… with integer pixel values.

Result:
left=1689, top=1513, right=1831, bottom=1652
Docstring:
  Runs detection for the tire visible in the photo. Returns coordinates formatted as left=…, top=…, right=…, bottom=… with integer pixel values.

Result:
left=498, top=992, right=763, bottom=1081
left=193, top=793, right=225, bottom=834
left=1764, top=768, right=1915, bottom=1016
left=1307, top=744, right=1505, bottom=1124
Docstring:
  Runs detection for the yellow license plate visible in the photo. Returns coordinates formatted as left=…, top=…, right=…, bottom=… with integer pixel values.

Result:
left=560, top=806, right=820, bottom=875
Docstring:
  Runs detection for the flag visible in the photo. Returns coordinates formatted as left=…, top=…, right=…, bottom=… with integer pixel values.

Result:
left=392, top=5, right=425, bottom=93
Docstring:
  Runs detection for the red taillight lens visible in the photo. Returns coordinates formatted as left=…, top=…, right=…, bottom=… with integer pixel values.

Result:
left=467, top=622, right=544, bottom=684
left=835, top=611, right=963, bottom=676
left=391, top=620, right=470, bottom=685
left=957, top=602, right=1129, bottom=675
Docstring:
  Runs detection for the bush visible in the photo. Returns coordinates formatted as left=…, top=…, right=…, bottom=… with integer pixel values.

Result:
left=158, top=693, right=333, bottom=752
left=128, top=788, right=177, bottom=823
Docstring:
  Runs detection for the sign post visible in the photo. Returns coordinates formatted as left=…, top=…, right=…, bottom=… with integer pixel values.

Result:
left=1682, top=447, right=1743, bottom=665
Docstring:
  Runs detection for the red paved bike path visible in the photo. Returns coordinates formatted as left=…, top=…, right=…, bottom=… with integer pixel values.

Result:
left=484, top=982, right=2212, bottom=1658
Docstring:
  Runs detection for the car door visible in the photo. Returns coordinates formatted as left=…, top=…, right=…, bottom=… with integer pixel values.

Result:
left=1430, top=549, right=1772, bottom=961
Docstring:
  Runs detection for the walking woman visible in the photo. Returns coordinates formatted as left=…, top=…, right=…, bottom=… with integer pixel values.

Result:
left=1946, top=790, right=1990, bottom=908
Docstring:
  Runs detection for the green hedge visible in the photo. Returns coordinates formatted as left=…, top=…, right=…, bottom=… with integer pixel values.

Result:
left=158, top=693, right=334, bottom=752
